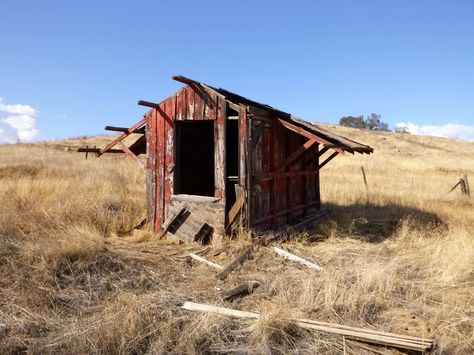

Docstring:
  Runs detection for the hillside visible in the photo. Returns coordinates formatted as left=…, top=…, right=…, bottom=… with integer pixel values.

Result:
left=0, top=126, right=473, bottom=354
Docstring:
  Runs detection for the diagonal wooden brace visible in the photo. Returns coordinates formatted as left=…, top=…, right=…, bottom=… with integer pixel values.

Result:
left=275, top=118, right=344, bottom=154
left=99, top=116, right=147, bottom=155
left=275, top=138, right=317, bottom=170
left=319, top=151, right=339, bottom=169
left=117, top=141, right=144, bottom=169
left=172, top=75, right=216, bottom=108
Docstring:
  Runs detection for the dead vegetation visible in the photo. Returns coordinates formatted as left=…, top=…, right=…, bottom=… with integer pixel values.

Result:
left=0, top=128, right=473, bottom=354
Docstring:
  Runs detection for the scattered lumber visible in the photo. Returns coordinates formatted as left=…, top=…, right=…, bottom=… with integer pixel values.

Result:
left=181, top=302, right=433, bottom=353
left=221, top=281, right=260, bottom=301
left=273, top=247, right=323, bottom=272
left=189, top=253, right=223, bottom=270
left=216, top=247, right=252, bottom=280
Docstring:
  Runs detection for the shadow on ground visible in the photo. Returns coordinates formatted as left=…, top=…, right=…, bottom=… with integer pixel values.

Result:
left=309, top=202, right=444, bottom=243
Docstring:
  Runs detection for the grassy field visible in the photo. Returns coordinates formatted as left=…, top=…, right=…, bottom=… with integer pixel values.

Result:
left=0, top=126, right=473, bottom=354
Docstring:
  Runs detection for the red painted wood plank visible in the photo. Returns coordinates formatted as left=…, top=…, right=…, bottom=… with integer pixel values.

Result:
left=164, top=96, right=175, bottom=219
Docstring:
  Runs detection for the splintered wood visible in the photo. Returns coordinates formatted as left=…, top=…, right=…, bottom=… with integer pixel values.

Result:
left=273, top=247, right=323, bottom=271
left=189, top=253, right=223, bottom=270
left=181, top=302, right=433, bottom=352
left=216, top=248, right=252, bottom=280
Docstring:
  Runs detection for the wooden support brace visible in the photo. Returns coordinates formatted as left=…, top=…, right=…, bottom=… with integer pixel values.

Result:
left=105, top=125, right=145, bottom=134
left=275, top=138, right=317, bottom=170
left=275, top=118, right=344, bottom=154
left=117, top=141, right=144, bottom=169
left=99, top=116, right=147, bottom=155
left=78, top=147, right=124, bottom=154
left=319, top=151, right=339, bottom=169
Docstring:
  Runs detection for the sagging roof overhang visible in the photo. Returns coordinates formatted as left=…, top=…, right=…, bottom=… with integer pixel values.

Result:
left=172, top=75, right=373, bottom=156
left=78, top=75, right=373, bottom=167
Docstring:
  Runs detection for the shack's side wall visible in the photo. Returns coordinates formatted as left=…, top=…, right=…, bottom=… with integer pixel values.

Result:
left=146, top=85, right=227, bottom=238
left=248, top=107, right=320, bottom=232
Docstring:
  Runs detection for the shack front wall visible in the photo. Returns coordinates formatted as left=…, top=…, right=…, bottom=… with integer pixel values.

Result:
left=145, top=85, right=227, bottom=237
left=249, top=109, right=320, bottom=232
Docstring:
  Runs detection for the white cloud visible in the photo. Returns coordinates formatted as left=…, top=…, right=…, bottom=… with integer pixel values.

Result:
left=396, top=121, right=474, bottom=141
left=0, top=98, right=39, bottom=143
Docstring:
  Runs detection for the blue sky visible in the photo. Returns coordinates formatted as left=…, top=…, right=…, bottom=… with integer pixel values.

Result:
left=1, top=0, right=473, bottom=142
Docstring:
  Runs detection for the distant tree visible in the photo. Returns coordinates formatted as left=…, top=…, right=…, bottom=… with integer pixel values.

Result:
left=339, top=115, right=366, bottom=129
left=339, top=113, right=390, bottom=131
left=365, top=113, right=390, bottom=131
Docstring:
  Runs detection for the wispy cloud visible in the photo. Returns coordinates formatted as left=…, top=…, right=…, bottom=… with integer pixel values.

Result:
left=396, top=122, right=474, bottom=141
left=0, top=98, right=39, bottom=143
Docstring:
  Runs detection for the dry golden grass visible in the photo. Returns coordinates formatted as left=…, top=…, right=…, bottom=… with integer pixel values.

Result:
left=0, top=128, right=473, bottom=354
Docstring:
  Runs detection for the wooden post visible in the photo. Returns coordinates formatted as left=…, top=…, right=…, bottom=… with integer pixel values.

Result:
left=463, top=174, right=471, bottom=198
left=361, top=166, right=368, bottom=189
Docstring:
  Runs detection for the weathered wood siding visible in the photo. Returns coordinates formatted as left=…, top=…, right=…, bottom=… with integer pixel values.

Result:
left=248, top=108, right=320, bottom=232
left=146, top=85, right=226, bottom=237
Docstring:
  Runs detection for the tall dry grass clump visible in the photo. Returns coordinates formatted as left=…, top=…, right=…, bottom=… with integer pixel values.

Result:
left=0, top=129, right=473, bottom=354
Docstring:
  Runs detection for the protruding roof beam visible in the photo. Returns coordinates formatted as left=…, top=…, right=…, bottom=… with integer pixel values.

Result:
left=105, top=125, right=145, bottom=134
left=319, top=152, right=339, bottom=169
left=275, top=117, right=344, bottom=154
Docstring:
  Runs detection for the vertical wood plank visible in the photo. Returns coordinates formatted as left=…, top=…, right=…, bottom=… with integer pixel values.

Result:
left=164, top=95, right=175, bottom=220
left=146, top=110, right=157, bottom=230
left=214, top=96, right=226, bottom=199
left=315, top=144, right=321, bottom=209
left=155, top=103, right=165, bottom=232
left=271, top=121, right=277, bottom=230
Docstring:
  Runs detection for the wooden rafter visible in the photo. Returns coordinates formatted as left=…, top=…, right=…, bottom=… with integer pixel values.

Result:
left=275, top=118, right=344, bottom=154
left=319, top=151, right=339, bottom=169
left=172, top=75, right=216, bottom=108
left=117, top=141, right=144, bottom=169
left=99, top=116, right=146, bottom=155
left=274, top=138, right=317, bottom=170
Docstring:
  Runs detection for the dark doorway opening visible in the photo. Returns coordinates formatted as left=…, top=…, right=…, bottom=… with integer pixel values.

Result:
left=175, top=121, right=215, bottom=197
left=225, top=119, right=239, bottom=214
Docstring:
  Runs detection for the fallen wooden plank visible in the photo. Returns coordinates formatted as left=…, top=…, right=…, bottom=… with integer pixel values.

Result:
left=227, top=186, right=245, bottom=226
left=189, top=253, right=223, bottom=270
left=181, top=302, right=433, bottom=352
left=221, top=281, right=259, bottom=301
left=274, top=247, right=323, bottom=272
left=216, top=248, right=252, bottom=280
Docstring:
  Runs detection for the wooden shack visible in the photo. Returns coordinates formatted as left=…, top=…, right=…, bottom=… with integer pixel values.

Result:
left=80, top=75, right=373, bottom=243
